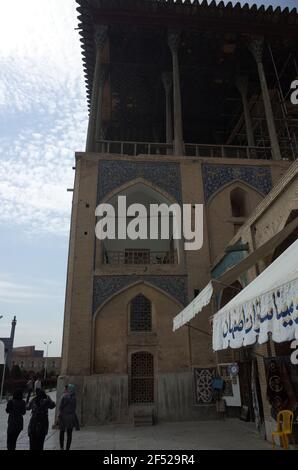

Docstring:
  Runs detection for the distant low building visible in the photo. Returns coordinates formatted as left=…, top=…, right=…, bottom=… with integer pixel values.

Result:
left=12, top=346, right=61, bottom=376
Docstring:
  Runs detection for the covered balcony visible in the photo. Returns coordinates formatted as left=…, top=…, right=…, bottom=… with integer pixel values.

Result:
left=97, top=183, right=182, bottom=267
left=78, top=0, right=298, bottom=162
left=103, top=248, right=178, bottom=266
left=96, top=140, right=273, bottom=160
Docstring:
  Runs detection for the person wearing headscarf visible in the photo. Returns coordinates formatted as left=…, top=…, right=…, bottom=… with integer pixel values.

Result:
left=58, top=383, right=79, bottom=450
left=6, top=389, right=26, bottom=450
left=28, top=388, right=56, bottom=450
left=26, top=377, right=34, bottom=404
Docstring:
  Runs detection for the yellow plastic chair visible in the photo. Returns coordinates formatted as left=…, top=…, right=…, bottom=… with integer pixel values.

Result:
left=272, top=410, right=294, bottom=450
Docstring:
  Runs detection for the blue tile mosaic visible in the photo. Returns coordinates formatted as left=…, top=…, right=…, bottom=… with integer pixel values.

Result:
left=98, top=160, right=182, bottom=203
left=93, top=275, right=188, bottom=314
left=202, top=164, right=272, bottom=202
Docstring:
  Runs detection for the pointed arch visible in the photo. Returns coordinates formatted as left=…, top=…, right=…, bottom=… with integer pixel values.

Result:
left=92, top=280, right=187, bottom=374
left=207, top=179, right=264, bottom=207
left=230, top=187, right=247, bottom=218
left=100, top=177, right=179, bottom=206
left=96, top=178, right=184, bottom=266
left=93, top=279, right=185, bottom=321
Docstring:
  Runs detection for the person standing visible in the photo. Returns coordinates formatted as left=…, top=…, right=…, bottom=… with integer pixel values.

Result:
left=26, top=377, right=34, bottom=404
left=58, top=384, right=79, bottom=450
left=34, top=376, right=42, bottom=394
left=6, top=390, right=26, bottom=450
left=28, top=389, right=55, bottom=450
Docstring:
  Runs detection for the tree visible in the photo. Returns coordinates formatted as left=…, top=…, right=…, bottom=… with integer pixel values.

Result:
left=0, top=364, right=10, bottom=380
left=10, top=364, right=23, bottom=379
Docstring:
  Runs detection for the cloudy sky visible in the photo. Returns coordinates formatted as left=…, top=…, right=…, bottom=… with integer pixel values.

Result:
left=0, top=0, right=296, bottom=357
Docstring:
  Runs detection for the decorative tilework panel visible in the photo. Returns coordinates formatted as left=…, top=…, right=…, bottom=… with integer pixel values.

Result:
left=98, top=160, right=182, bottom=203
left=193, top=367, right=216, bottom=404
left=93, top=275, right=188, bottom=314
left=202, top=164, right=272, bottom=202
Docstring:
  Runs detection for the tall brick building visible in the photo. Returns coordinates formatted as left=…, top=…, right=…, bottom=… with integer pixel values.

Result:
left=59, top=1, right=298, bottom=426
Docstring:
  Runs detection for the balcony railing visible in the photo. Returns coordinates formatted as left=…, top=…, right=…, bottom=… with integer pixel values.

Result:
left=103, top=249, right=178, bottom=265
left=96, top=140, right=272, bottom=160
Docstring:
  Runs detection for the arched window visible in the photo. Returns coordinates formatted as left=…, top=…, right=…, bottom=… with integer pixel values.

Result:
left=230, top=188, right=247, bottom=218
left=101, top=182, right=179, bottom=267
left=130, top=294, right=152, bottom=332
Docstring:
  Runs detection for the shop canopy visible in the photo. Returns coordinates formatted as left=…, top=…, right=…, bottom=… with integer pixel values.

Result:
left=212, top=239, right=298, bottom=351
left=173, top=281, right=214, bottom=332
left=173, top=216, right=298, bottom=332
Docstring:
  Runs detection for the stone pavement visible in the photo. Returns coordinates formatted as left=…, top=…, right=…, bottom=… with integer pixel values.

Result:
left=44, top=420, right=272, bottom=451
left=0, top=391, right=272, bottom=450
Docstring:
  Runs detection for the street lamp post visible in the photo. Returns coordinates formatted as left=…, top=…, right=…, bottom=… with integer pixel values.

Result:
left=43, top=341, right=52, bottom=383
left=0, top=351, right=7, bottom=403
left=0, top=315, right=5, bottom=403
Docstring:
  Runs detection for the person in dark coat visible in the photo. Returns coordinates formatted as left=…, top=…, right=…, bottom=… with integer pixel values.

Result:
left=58, top=384, right=79, bottom=450
left=28, top=388, right=56, bottom=450
left=6, top=389, right=26, bottom=450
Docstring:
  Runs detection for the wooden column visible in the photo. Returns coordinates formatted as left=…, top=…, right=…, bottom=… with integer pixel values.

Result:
left=162, top=72, right=173, bottom=144
left=95, top=65, right=109, bottom=152
left=249, top=38, right=281, bottom=161
left=86, top=25, right=108, bottom=153
left=235, top=76, right=256, bottom=148
left=168, top=30, right=184, bottom=156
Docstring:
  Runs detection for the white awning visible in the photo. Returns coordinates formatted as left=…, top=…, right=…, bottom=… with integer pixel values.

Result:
left=213, top=239, right=298, bottom=351
left=173, top=281, right=214, bottom=331
left=173, top=218, right=298, bottom=333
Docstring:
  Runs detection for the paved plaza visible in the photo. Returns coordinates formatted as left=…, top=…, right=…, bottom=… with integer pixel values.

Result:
left=45, top=420, right=272, bottom=451
left=0, top=391, right=274, bottom=450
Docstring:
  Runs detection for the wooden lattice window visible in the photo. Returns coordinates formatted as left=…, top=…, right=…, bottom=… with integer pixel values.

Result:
left=125, top=249, right=150, bottom=265
left=130, top=352, right=154, bottom=404
left=130, top=294, right=152, bottom=332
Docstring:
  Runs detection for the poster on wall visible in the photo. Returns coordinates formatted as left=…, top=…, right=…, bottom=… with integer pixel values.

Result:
left=217, top=363, right=241, bottom=407
left=264, top=356, right=298, bottom=421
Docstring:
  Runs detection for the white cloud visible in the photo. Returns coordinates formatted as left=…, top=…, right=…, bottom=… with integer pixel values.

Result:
left=0, top=0, right=296, bottom=235
left=0, top=0, right=88, bottom=235
left=0, top=276, right=63, bottom=303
